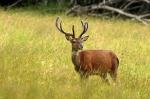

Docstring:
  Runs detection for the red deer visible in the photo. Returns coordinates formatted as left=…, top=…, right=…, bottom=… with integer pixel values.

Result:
left=56, top=17, right=119, bottom=83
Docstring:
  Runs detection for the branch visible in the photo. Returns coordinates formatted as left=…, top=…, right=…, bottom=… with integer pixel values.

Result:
left=5, top=0, right=22, bottom=10
left=67, top=0, right=150, bottom=25
left=142, top=0, right=150, bottom=3
left=97, top=5, right=148, bottom=25
left=122, top=0, right=138, bottom=11
left=139, top=14, right=150, bottom=18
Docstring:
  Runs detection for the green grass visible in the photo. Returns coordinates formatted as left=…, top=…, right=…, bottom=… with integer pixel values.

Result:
left=0, top=8, right=150, bottom=99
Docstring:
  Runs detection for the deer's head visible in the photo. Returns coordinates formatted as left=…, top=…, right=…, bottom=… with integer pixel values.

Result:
left=56, top=17, right=89, bottom=51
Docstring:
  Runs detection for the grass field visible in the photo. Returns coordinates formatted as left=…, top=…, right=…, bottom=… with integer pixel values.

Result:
left=0, top=8, right=150, bottom=99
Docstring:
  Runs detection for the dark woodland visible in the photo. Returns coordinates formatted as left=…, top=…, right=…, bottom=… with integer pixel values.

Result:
left=0, top=0, right=150, bottom=24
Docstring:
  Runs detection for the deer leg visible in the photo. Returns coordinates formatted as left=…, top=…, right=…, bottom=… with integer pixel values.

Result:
left=80, top=73, right=89, bottom=83
left=109, top=71, right=117, bottom=82
left=79, top=73, right=90, bottom=99
left=80, top=73, right=89, bottom=80
left=80, top=73, right=89, bottom=88
left=100, top=73, right=109, bottom=84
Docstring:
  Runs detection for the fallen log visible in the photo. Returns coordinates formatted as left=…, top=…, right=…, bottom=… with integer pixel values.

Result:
left=67, top=0, right=150, bottom=24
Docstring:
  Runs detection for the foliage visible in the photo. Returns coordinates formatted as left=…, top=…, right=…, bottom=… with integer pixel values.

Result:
left=0, top=8, right=150, bottom=99
left=0, top=0, right=70, bottom=6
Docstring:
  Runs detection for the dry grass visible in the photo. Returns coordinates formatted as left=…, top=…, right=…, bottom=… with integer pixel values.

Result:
left=0, top=8, right=150, bottom=99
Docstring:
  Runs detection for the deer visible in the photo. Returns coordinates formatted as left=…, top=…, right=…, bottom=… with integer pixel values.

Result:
left=55, top=17, right=119, bottom=83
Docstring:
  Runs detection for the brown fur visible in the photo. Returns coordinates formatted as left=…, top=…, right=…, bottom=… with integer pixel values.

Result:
left=75, top=50, right=119, bottom=82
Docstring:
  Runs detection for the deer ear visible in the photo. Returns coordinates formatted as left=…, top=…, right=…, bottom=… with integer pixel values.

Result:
left=81, top=35, right=89, bottom=42
left=65, top=35, right=73, bottom=41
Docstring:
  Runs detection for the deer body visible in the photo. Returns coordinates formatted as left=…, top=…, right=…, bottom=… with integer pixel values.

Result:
left=72, top=50, right=119, bottom=81
left=56, top=17, right=119, bottom=82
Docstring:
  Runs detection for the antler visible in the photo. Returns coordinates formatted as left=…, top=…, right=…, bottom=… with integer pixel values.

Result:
left=72, top=25, right=75, bottom=38
left=79, top=21, right=88, bottom=38
left=56, top=17, right=75, bottom=37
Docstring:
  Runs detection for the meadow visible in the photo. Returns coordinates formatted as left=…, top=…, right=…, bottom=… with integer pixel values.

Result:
left=0, top=8, right=150, bottom=99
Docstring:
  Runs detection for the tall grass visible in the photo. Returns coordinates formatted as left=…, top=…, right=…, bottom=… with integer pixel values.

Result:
left=0, top=8, right=150, bottom=99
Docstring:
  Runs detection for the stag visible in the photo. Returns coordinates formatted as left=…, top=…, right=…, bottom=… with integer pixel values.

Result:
left=56, top=17, right=119, bottom=83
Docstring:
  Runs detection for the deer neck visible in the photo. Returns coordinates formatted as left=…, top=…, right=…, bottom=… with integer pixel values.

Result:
left=71, top=50, right=80, bottom=72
